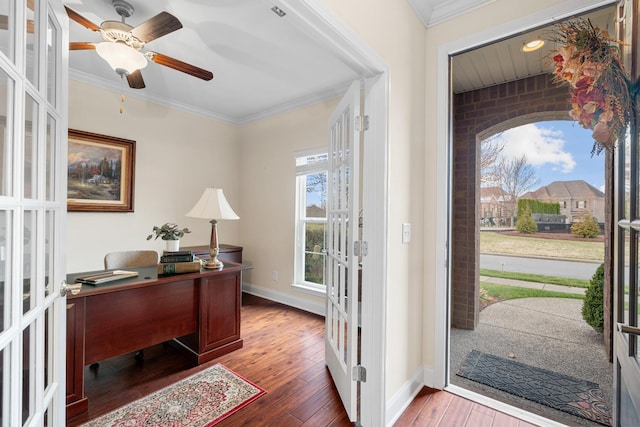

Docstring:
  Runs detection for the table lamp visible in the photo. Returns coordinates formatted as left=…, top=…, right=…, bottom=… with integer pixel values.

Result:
left=186, top=188, right=239, bottom=269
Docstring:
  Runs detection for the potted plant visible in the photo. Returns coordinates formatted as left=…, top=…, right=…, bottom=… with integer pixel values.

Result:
left=147, top=223, right=191, bottom=252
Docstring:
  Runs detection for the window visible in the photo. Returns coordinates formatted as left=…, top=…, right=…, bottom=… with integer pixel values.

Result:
left=577, top=200, right=586, bottom=209
left=294, top=149, right=328, bottom=293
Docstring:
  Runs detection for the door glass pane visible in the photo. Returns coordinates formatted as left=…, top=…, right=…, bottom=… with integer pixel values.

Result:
left=22, top=323, right=34, bottom=425
left=45, top=114, right=55, bottom=201
left=44, top=210, right=53, bottom=297
left=620, top=362, right=640, bottom=426
left=624, top=229, right=630, bottom=326
left=634, top=229, right=639, bottom=363
left=0, top=1, right=13, bottom=62
left=23, top=210, right=36, bottom=314
left=0, top=70, right=14, bottom=197
left=44, top=306, right=51, bottom=390
left=24, top=94, right=38, bottom=199
left=0, top=347, right=6, bottom=422
left=0, top=209, right=11, bottom=333
left=25, top=0, right=38, bottom=88
left=46, top=14, right=56, bottom=105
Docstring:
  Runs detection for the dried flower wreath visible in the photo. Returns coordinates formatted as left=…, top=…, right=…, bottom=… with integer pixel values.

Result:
left=550, top=19, right=632, bottom=155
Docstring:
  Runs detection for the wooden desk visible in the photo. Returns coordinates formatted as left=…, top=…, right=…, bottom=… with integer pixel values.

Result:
left=65, top=263, right=244, bottom=420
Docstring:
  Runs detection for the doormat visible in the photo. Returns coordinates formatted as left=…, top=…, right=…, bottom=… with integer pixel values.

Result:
left=456, top=350, right=611, bottom=426
left=81, top=364, right=266, bottom=427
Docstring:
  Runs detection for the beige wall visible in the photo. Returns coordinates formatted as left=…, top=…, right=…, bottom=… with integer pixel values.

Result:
left=237, top=98, right=339, bottom=311
left=67, top=80, right=241, bottom=273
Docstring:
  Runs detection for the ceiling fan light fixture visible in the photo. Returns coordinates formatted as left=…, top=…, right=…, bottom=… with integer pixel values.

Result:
left=96, top=42, right=147, bottom=75
left=522, top=38, right=544, bottom=52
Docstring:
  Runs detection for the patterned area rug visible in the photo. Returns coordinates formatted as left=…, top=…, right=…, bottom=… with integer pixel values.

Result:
left=457, top=350, right=611, bottom=426
left=81, top=364, right=266, bottom=427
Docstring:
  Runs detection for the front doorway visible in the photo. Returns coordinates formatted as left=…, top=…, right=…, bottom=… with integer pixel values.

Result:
left=446, top=4, right=617, bottom=426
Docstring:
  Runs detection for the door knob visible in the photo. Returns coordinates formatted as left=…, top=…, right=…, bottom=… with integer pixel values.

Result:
left=60, top=280, right=82, bottom=297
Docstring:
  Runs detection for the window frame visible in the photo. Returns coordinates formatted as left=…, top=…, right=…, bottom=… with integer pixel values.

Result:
left=293, top=148, right=328, bottom=296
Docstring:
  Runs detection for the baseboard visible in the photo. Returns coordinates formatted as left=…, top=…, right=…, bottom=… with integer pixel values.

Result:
left=242, top=281, right=325, bottom=317
left=422, top=365, right=436, bottom=388
left=385, top=365, right=425, bottom=426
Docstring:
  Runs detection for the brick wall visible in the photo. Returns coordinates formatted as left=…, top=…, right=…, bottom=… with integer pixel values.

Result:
left=451, top=74, right=571, bottom=329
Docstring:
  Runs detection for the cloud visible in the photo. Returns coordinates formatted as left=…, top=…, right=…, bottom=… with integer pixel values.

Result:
left=497, top=124, right=576, bottom=173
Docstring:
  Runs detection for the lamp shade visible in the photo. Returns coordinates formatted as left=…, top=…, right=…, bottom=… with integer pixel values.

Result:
left=186, top=188, right=239, bottom=220
left=95, top=42, right=147, bottom=74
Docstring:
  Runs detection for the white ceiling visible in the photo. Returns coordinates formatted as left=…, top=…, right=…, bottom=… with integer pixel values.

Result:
left=65, top=0, right=615, bottom=125
left=65, top=0, right=364, bottom=125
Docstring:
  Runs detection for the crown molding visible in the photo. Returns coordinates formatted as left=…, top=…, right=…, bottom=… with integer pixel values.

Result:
left=406, top=0, right=495, bottom=28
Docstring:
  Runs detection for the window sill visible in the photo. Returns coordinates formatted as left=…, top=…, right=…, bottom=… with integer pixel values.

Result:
left=291, top=282, right=326, bottom=298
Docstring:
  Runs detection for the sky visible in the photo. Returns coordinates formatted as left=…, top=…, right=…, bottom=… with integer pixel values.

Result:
left=490, top=121, right=606, bottom=193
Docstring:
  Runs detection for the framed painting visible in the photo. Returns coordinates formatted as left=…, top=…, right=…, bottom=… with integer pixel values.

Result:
left=67, top=129, right=136, bottom=212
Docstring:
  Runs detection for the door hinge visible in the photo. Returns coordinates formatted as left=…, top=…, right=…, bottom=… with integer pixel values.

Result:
left=356, top=115, right=369, bottom=132
left=352, top=365, right=367, bottom=382
left=354, top=241, right=368, bottom=257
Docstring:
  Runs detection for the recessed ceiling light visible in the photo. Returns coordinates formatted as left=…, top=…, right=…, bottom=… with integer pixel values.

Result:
left=271, top=6, right=286, bottom=17
left=522, top=39, right=545, bottom=52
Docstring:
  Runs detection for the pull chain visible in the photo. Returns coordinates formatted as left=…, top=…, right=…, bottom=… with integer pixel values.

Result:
left=119, top=73, right=125, bottom=114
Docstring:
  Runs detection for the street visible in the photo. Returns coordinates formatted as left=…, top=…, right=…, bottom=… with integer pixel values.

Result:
left=480, top=253, right=601, bottom=280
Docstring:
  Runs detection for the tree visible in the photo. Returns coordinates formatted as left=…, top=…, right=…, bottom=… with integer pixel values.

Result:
left=480, top=134, right=504, bottom=185
left=582, top=263, right=604, bottom=332
left=492, top=155, right=539, bottom=226
left=516, top=205, right=537, bottom=234
left=571, top=212, right=601, bottom=238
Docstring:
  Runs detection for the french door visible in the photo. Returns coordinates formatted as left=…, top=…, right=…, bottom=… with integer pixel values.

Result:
left=0, top=0, right=68, bottom=425
left=613, top=1, right=640, bottom=425
left=325, top=79, right=361, bottom=422
left=613, top=100, right=640, bottom=425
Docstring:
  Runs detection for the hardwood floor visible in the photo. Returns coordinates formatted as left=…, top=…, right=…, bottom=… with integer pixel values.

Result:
left=393, top=388, right=539, bottom=427
left=66, top=293, right=536, bottom=426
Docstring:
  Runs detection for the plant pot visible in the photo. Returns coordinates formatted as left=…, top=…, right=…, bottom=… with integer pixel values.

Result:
left=166, top=240, right=180, bottom=252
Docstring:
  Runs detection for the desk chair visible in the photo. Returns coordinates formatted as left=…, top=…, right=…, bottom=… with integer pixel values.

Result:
left=102, top=250, right=159, bottom=362
left=104, top=250, right=159, bottom=269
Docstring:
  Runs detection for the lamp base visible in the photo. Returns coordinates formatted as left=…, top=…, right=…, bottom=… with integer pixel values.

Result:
left=203, top=258, right=224, bottom=269
left=206, top=221, right=223, bottom=269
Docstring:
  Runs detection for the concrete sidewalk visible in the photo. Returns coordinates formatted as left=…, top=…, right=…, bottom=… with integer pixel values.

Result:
left=480, top=275, right=587, bottom=295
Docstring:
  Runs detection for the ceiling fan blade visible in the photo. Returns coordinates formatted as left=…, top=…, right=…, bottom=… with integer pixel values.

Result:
left=64, top=6, right=100, bottom=32
left=126, top=70, right=145, bottom=89
left=150, top=52, right=213, bottom=81
left=130, top=12, right=182, bottom=43
left=70, top=42, right=96, bottom=51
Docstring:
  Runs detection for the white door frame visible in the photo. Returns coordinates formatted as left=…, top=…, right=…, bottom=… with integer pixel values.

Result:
left=434, top=0, right=616, bottom=419
left=275, top=1, right=389, bottom=425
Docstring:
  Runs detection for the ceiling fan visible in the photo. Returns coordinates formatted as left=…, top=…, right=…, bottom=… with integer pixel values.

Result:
left=66, top=0, right=213, bottom=89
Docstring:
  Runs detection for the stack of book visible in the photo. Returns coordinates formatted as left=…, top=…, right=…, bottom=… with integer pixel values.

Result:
left=157, top=250, right=201, bottom=275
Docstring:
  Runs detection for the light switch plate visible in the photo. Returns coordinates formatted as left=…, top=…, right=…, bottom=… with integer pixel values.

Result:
left=402, top=223, right=411, bottom=243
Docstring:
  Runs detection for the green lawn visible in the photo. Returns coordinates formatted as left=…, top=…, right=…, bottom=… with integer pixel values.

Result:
left=481, top=282, right=584, bottom=302
left=480, top=231, right=604, bottom=262
left=480, top=268, right=591, bottom=288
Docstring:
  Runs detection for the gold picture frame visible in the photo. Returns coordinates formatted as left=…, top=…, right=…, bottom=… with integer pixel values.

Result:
left=67, top=129, right=135, bottom=212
